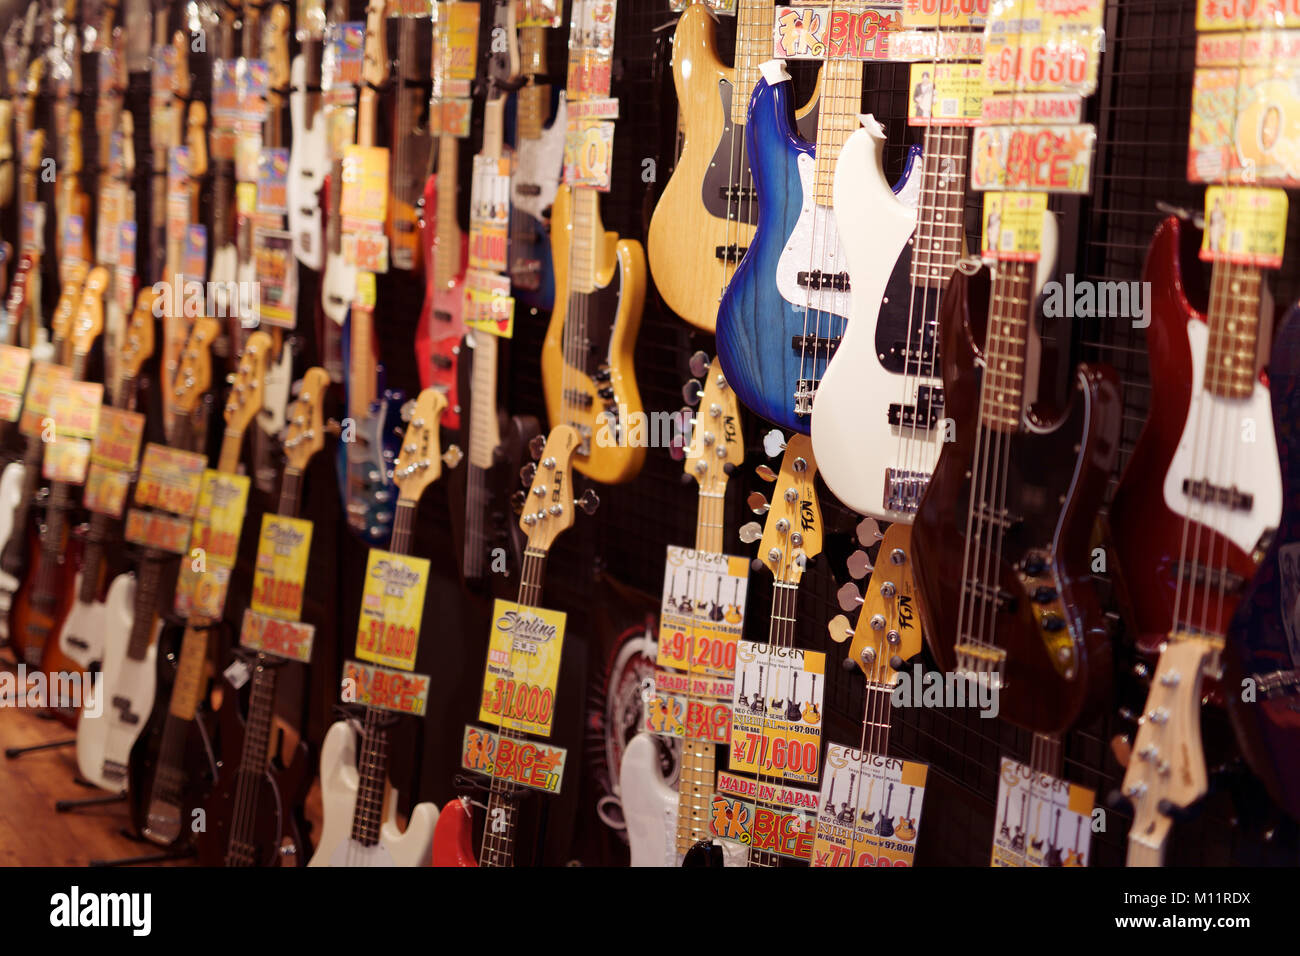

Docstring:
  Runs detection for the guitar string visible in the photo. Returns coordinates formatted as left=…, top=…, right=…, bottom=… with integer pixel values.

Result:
left=716, top=0, right=761, bottom=323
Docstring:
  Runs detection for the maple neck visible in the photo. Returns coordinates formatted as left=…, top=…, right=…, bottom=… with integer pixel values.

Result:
left=468, top=333, right=501, bottom=470
left=520, top=25, right=546, bottom=76
left=732, top=0, right=776, bottom=124
left=568, top=186, right=599, bottom=294
left=767, top=580, right=799, bottom=649
left=217, top=426, right=245, bottom=474
left=358, top=85, right=380, bottom=151
left=349, top=705, right=391, bottom=846
left=694, top=487, right=727, bottom=555
left=347, top=303, right=376, bottom=420
left=433, top=134, right=460, bottom=289
left=276, top=465, right=303, bottom=517
left=126, top=552, right=166, bottom=660
left=911, top=125, right=972, bottom=289
left=517, top=80, right=550, bottom=141
left=167, top=625, right=211, bottom=720
left=1205, top=261, right=1263, bottom=400
left=979, top=261, right=1034, bottom=432
left=674, top=737, right=717, bottom=858
left=812, top=58, right=864, bottom=205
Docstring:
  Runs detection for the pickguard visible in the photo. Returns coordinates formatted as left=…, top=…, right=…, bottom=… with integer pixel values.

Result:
left=1162, top=319, right=1282, bottom=556
left=775, top=153, right=852, bottom=321
left=513, top=93, right=567, bottom=222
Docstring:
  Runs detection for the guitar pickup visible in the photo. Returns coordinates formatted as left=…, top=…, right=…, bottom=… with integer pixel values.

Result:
left=563, top=388, right=594, bottom=409
left=796, top=270, right=850, bottom=292
left=887, top=385, right=944, bottom=430
left=1173, top=560, right=1246, bottom=593
left=790, top=335, right=840, bottom=356
left=433, top=309, right=454, bottom=323
left=962, top=580, right=1017, bottom=611
left=102, top=761, right=127, bottom=782
left=718, top=185, right=757, bottom=203
left=969, top=502, right=1021, bottom=531
left=1181, top=478, right=1253, bottom=512
left=715, top=244, right=748, bottom=262
left=517, top=183, right=542, bottom=197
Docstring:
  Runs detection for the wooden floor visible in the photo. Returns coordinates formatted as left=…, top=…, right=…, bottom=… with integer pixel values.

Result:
left=0, top=689, right=324, bottom=867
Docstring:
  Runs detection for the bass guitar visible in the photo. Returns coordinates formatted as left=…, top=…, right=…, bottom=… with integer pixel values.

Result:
left=309, top=388, right=454, bottom=867
left=197, top=367, right=330, bottom=866
left=647, top=0, right=818, bottom=331
left=287, top=0, right=328, bottom=270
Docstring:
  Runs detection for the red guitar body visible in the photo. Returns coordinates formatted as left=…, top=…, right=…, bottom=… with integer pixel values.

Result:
left=429, top=797, right=476, bottom=866
left=11, top=523, right=84, bottom=727
left=1108, top=216, right=1259, bottom=655
left=415, top=173, right=466, bottom=431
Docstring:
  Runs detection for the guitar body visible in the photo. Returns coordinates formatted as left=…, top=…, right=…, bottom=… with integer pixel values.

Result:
left=1225, top=303, right=1300, bottom=823
left=430, top=797, right=476, bottom=866
left=57, top=568, right=111, bottom=669
left=912, top=262, right=1119, bottom=732
left=287, top=55, right=327, bottom=270
left=0, top=459, right=26, bottom=642
left=76, top=573, right=158, bottom=792
left=510, top=92, right=566, bottom=309
left=542, top=185, right=647, bottom=485
left=308, top=719, right=438, bottom=867
left=336, top=387, right=406, bottom=546
left=414, top=173, right=466, bottom=430
left=814, top=122, right=945, bottom=518
left=10, top=524, right=82, bottom=675
left=320, top=187, right=357, bottom=327
left=127, top=625, right=218, bottom=847
left=1110, top=216, right=1280, bottom=651
left=620, top=730, right=745, bottom=867
left=196, top=676, right=312, bottom=867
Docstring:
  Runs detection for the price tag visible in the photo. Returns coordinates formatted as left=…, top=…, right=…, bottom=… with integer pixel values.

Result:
left=43, top=440, right=92, bottom=484
left=1199, top=186, right=1289, bottom=268
left=132, top=443, right=208, bottom=516
left=1189, top=59, right=1300, bottom=185
left=1196, top=0, right=1300, bottom=31
left=355, top=549, right=430, bottom=671
left=657, top=546, right=748, bottom=678
left=84, top=466, right=132, bottom=517
left=223, top=657, right=253, bottom=691
left=462, top=270, right=515, bottom=338
left=189, top=470, right=252, bottom=569
left=20, top=201, right=45, bottom=256
left=211, top=59, right=240, bottom=161
left=342, top=659, right=431, bottom=716
left=982, top=0, right=1105, bottom=96
left=123, top=509, right=193, bottom=552
left=174, top=565, right=232, bottom=620
left=728, top=641, right=826, bottom=784
left=772, top=4, right=905, bottom=61
left=445, top=2, right=482, bottom=83
left=971, top=123, right=1096, bottom=193
left=240, top=609, right=316, bottom=662
left=257, top=148, right=290, bottom=216
left=908, top=62, right=985, bottom=126
left=644, top=669, right=734, bottom=742
left=19, top=362, right=72, bottom=437
left=516, top=0, right=563, bottom=28
left=567, top=0, right=618, bottom=99
left=343, top=230, right=389, bottom=274
left=47, top=380, right=103, bottom=440
left=980, top=92, right=1082, bottom=125
left=981, top=191, right=1048, bottom=261
left=709, top=773, right=821, bottom=863
left=479, top=599, right=567, bottom=737
left=812, top=745, right=929, bottom=867
left=0, top=345, right=31, bottom=423
left=563, top=120, right=616, bottom=190
left=468, top=155, right=511, bottom=273
left=990, top=756, right=1095, bottom=867
left=341, top=146, right=390, bottom=224
left=325, top=23, right=365, bottom=88
left=901, top=0, right=988, bottom=28
left=253, top=228, right=297, bottom=328
left=183, top=225, right=207, bottom=284
left=238, top=58, right=270, bottom=124
left=115, top=221, right=137, bottom=317
left=251, top=514, right=314, bottom=621
left=429, top=98, right=473, bottom=138
left=91, top=407, right=146, bottom=471
left=461, top=725, right=567, bottom=794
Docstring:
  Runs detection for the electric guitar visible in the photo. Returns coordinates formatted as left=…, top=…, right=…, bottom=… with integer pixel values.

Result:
left=430, top=424, right=597, bottom=866
left=508, top=17, right=564, bottom=309
left=76, top=314, right=217, bottom=794
left=716, top=52, right=917, bottom=432
left=309, top=388, right=455, bottom=867
left=414, top=0, right=475, bottom=428
left=319, top=0, right=358, bottom=342
left=835, top=774, right=856, bottom=825
left=1061, top=817, right=1083, bottom=866
left=801, top=673, right=819, bottom=724
left=541, top=0, right=646, bottom=485
left=620, top=356, right=745, bottom=867
left=895, top=786, right=917, bottom=841
left=1043, top=807, right=1062, bottom=866
left=287, top=0, right=327, bottom=270
left=1110, top=216, right=1281, bottom=655
left=205, top=0, right=241, bottom=326
left=1224, top=304, right=1300, bottom=823
left=875, top=783, right=895, bottom=838
left=197, top=368, right=330, bottom=867
left=646, top=0, right=818, bottom=332
left=337, top=0, right=405, bottom=546
left=129, top=330, right=272, bottom=848
left=911, top=218, right=1119, bottom=734
left=388, top=0, right=432, bottom=274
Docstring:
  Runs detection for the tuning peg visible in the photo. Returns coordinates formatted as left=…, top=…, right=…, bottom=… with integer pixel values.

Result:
left=578, top=488, right=600, bottom=515
left=755, top=463, right=777, bottom=482
left=1110, top=733, right=1132, bottom=769
left=846, top=550, right=873, bottom=580
left=747, top=491, right=769, bottom=515
left=401, top=398, right=416, bottom=422
left=837, top=582, right=863, bottom=612
left=762, top=429, right=786, bottom=459
left=1158, top=795, right=1207, bottom=824
left=688, top=351, right=710, bottom=379
left=1106, top=788, right=1134, bottom=815
left=856, top=516, right=882, bottom=546
left=738, top=521, right=762, bottom=544
left=529, top=434, right=546, bottom=460
left=682, top=379, right=702, bottom=406
left=510, top=490, right=526, bottom=515
left=828, top=613, right=854, bottom=644
left=520, top=462, right=537, bottom=486
left=443, top=445, right=463, bottom=469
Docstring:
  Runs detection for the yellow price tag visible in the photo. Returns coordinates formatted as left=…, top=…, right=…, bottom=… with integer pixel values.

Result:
left=1201, top=186, right=1289, bottom=268
left=355, top=549, right=430, bottom=671
left=982, top=191, right=1048, bottom=261
left=478, top=599, right=567, bottom=737
left=251, top=514, right=314, bottom=621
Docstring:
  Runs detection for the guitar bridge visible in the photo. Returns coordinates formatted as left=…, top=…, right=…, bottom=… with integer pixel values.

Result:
left=954, top=641, right=1006, bottom=690
left=793, top=380, right=816, bottom=416
left=883, top=469, right=929, bottom=515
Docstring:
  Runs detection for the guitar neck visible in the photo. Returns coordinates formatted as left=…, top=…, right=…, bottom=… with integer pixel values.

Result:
left=911, top=125, right=972, bottom=289
left=236, top=660, right=279, bottom=779
left=433, top=133, right=460, bottom=289
left=349, top=705, right=391, bottom=846
left=812, top=58, right=864, bottom=205
left=125, top=551, right=166, bottom=661
left=732, top=0, right=776, bottom=124
left=979, top=261, right=1034, bottom=431
left=1205, top=261, right=1263, bottom=399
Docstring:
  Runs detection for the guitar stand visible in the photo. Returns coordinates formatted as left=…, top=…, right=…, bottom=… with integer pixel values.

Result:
left=4, top=735, right=75, bottom=759
left=55, top=775, right=128, bottom=813
left=89, top=831, right=197, bottom=867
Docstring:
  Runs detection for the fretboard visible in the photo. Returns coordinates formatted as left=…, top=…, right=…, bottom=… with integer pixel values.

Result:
left=348, top=706, right=390, bottom=846
left=910, top=125, right=972, bottom=289
left=979, top=262, right=1034, bottom=432
left=1205, top=261, right=1263, bottom=400
left=567, top=186, right=599, bottom=294
left=732, top=0, right=777, bottom=125
left=126, top=552, right=166, bottom=661
left=236, top=661, right=279, bottom=780
left=812, top=58, right=865, bottom=206
left=433, top=134, right=460, bottom=290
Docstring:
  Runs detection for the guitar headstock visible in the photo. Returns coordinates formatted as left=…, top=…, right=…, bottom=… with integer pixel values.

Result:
left=265, top=4, right=290, bottom=93
left=52, top=260, right=89, bottom=345
left=684, top=354, right=743, bottom=498
left=487, top=0, right=522, bottom=90
left=282, top=366, right=330, bottom=471
left=828, top=519, right=923, bottom=686
left=393, top=387, right=455, bottom=504
left=119, top=109, right=135, bottom=178
left=748, top=433, right=821, bottom=586
left=120, top=288, right=155, bottom=380
left=65, top=108, right=83, bottom=175
left=185, top=101, right=208, bottom=179
left=362, top=0, right=389, bottom=89
left=23, top=127, right=45, bottom=173
left=72, top=264, right=109, bottom=356
left=170, top=29, right=190, bottom=100
left=519, top=425, right=585, bottom=555
left=24, top=54, right=45, bottom=99
left=172, top=317, right=221, bottom=415
left=1120, top=636, right=1218, bottom=862
left=223, top=330, right=273, bottom=433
